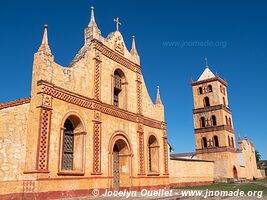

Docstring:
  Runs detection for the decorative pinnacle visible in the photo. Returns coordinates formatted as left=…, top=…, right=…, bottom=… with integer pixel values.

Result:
left=114, top=17, right=121, bottom=31
left=42, top=24, right=48, bottom=45
left=90, top=6, right=95, bottom=22
left=155, top=86, right=163, bottom=105
left=38, top=24, right=51, bottom=55
left=130, top=35, right=138, bottom=55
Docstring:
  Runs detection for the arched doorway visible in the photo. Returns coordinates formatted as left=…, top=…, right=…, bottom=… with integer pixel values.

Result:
left=233, top=166, right=238, bottom=180
left=109, top=133, right=132, bottom=191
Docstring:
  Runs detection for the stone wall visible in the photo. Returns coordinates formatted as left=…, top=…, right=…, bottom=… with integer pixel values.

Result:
left=169, top=159, right=214, bottom=187
left=0, top=103, right=29, bottom=181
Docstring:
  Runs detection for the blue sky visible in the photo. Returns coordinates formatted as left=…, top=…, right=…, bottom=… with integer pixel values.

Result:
left=0, top=0, right=266, bottom=159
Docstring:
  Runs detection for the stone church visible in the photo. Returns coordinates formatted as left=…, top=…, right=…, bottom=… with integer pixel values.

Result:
left=0, top=7, right=264, bottom=199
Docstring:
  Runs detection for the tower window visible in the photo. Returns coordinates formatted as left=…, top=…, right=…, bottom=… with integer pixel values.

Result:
left=220, top=85, right=222, bottom=93
left=200, top=117, right=205, bottom=128
left=228, top=136, right=231, bottom=147
left=202, top=137, right=207, bottom=148
left=213, top=135, right=219, bottom=147
left=225, top=115, right=228, bottom=126
left=223, top=88, right=226, bottom=94
left=204, top=97, right=210, bottom=107
left=211, top=115, right=217, bottom=126
left=229, top=117, right=232, bottom=128
left=223, top=97, right=226, bottom=106
left=208, top=85, right=212, bottom=92
left=198, top=87, right=203, bottom=95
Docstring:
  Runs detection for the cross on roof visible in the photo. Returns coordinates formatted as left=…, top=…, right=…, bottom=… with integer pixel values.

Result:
left=114, top=17, right=121, bottom=31
left=205, top=57, right=209, bottom=68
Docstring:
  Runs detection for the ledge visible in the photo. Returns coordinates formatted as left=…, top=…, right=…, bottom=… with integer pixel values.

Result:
left=57, top=171, right=84, bottom=176
left=170, top=158, right=214, bottom=163
left=196, top=146, right=236, bottom=154
left=193, top=104, right=232, bottom=114
left=194, top=125, right=234, bottom=134
left=147, top=173, right=160, bottom=176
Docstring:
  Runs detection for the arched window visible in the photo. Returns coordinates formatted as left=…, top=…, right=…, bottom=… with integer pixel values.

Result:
left=113, top=69, right=126, bottom=109
left=220, top=85, right=223, bottom=93
left=225, top=115, right=228, bottom=126
left=228, top=136, right=231, bottom=147
left=200, top=117, right=205, bottom=128
left=208, top=85, right=213, bottom=92
left=231, top=137, right=234, bottom=148
left=223, top=97, right=226, bottom=106
left=211, top=115, right=217, bottom=126
left=198, top=87, right=203, bottom=95
left=60, top=114, right=86, bottom=173
left=204, top=97, right=210, bottom=107
left=213, top=135, right=219, bottom=147
left=223, top=88, right=226, bottom=94
left=62, top=119, right=74, bottom=170
left=148, top=135, right=159, bottom=173
left=202, top=137, right=207, bottom=148
left=229, top=117, right=232, bottom=128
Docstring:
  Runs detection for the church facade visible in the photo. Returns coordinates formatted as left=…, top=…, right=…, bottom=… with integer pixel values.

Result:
left=0, top=7, right=264, bottom=199
left=0, top=7, right=170, bottom=199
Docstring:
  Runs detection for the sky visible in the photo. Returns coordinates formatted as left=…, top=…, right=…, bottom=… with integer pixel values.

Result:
left=0, top=0, right=266, bottom=159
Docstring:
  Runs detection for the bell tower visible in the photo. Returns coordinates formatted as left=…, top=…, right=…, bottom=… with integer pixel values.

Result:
left=190, top=59, right=240, bottom=181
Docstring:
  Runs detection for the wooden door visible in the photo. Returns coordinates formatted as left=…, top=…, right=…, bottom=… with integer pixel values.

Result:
left=113, top=147, right=120, bottom=191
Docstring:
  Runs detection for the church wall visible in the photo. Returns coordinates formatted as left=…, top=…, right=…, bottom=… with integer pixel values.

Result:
left=0, top=103, right=29, bottom=182
left=0, top=104, right=30, bottom=196
left=241, top=139, right=263, bottom=179
left=239, top=166, right=247, bottom=178
left=169, top=159, right=214, bottom=187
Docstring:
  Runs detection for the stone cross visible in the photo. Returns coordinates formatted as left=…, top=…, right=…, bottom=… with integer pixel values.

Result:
left=114, top=17, right=121, bottom=31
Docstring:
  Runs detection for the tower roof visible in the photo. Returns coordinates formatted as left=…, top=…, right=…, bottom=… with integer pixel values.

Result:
left=197, top=67, right=216, bottom=81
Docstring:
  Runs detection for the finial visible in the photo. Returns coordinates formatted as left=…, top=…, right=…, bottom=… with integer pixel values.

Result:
left=90, top=6, right=95, bottom=22
left=130, top=35, right=138, bottom=55
left=114, top=17, right=121, bottom=31
left=38, top=24, right=51, bottom=55
left=155, top=86, right=163, bottom=105
left=205, top=57, right=209, bottom=68
left=42, top=24, right=48, bottom=45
